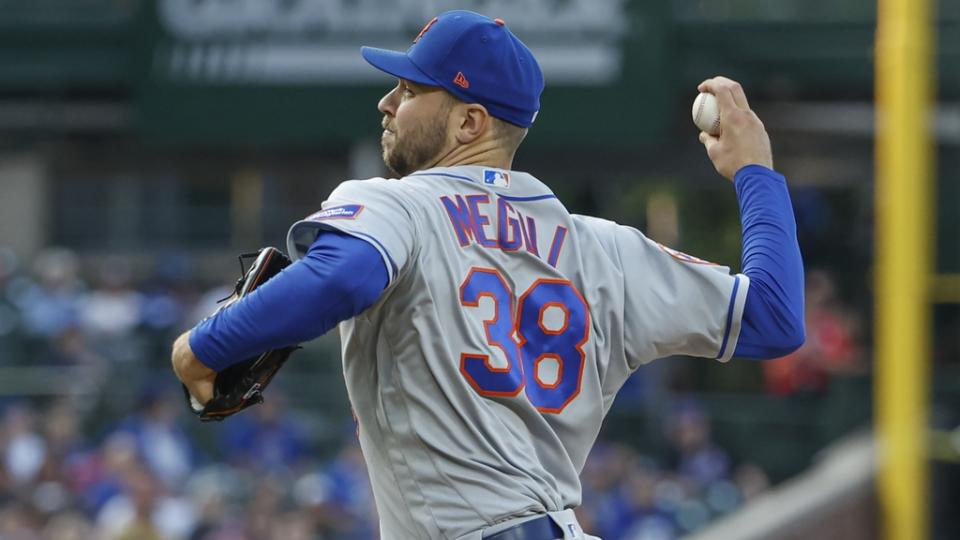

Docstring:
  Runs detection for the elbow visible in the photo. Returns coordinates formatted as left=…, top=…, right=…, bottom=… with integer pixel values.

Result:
left=739, top=279, right=806, bottom=360
left=738, top=316, right=805, bottom=361
left=791, top=317, right=806, bottom=350
left=779, top=322, right=806, bottom=357
left=761, top=318, right=806, bottom=360
left=779, top=301, right=807, bottom=355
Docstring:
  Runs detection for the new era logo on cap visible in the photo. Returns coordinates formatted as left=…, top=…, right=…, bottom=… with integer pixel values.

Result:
left=453, top=72, right=470, bottom=89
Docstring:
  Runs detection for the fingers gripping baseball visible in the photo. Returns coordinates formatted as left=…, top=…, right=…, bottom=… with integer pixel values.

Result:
left=696, top=77, right=773, bottom=181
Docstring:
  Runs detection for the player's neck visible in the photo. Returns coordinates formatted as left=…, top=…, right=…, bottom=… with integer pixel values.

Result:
left=427, top=139, right=514, bottom=171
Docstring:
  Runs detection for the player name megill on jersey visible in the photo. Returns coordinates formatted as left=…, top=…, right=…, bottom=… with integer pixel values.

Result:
left=439, top=193, right=568, bottom=268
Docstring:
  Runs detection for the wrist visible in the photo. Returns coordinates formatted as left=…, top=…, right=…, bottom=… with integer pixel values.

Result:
left=173, top=332, right=215, bottom=380
left=734, top=164, right=785, bottom=186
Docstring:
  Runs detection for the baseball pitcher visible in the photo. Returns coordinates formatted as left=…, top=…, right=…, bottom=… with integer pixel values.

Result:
left=172, top=10, right=804, bottom=540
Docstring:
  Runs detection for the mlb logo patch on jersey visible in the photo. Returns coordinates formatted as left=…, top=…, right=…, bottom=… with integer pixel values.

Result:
left=307, top=204, right=364, bottom=221
left=482, top=169, right=510, bottom=188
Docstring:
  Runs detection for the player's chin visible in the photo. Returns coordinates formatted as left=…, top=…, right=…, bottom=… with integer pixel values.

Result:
left=381, top=149, right=403, bottom=177
left=380, top=132, right=395, bottom=155
left=387, top=153, right=420, bottom=178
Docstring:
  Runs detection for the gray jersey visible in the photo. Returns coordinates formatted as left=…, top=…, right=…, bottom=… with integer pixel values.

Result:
left=286, top=166, right=749, bottom=539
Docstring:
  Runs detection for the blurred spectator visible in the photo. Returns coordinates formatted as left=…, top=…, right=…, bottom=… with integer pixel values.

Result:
left=184, top=466, right=245, bottom=540
left=220, top=396, right=307, bottom=472
left=43, top=400, right=87, bottom=461
left=139, top=254, right=199, bottom=335
left=72, top=432, right=140, bottom=514
left=11, top=248, right=84, bottom=339
left=764, top=270, right=864, bottom=396
left=29, top=401, right=87, bottom=517
left=245, top=476, right=287, bottom=540
left=39, top=326, right=104, bottom=368
left=665, top=400, right=731, bottom=488
left=96, top=464, right=192, bottom=540
left=267, top=510, right=314, bottom=540
left=734, top=462, right=770, bottom=502
left=2, top=404, right=46, bottom=486
left=0, top=502, right=41, bottom=540
left=78, top=256, right=143, bottom=337
left=579, top=442, right=637, bottom=537
left=40, top=511, right=94, bottom=540
left=619, top=462, right=678, bottom=540
left=35, top=328, right=108, bottom=409
left=114, top=390, right=196, bottom=489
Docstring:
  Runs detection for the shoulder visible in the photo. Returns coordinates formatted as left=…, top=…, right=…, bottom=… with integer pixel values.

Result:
left=333, top=177, right=425, bottom=205
left=570, top=214, right=631, bottom=242
left=571, top=213, right=617, bottom=230
left=571, top=214, right=662, bottom=262
left=330, top=176, right=403, bottom=198
left=320, top=177, right=426, bottom=218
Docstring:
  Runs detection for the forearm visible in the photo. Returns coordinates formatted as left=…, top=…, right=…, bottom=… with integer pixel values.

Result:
left=733, top=165, right=806, bottom=359
left=189, top=230, right=388, bottom=371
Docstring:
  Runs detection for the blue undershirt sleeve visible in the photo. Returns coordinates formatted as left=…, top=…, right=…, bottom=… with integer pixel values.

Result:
left=189, top=230, right=389, bottom=372
left=732, top=164, right=806, bottom=360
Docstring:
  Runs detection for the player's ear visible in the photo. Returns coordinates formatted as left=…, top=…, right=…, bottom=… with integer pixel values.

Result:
left=454, top=103, right=491, bottom=145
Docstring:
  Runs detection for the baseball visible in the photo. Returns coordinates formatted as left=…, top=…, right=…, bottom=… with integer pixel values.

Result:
left=692, top=92, right=721, bottom=135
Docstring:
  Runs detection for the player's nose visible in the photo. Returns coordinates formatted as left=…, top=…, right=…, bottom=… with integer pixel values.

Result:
left=378, top=87, right=398, bottom=117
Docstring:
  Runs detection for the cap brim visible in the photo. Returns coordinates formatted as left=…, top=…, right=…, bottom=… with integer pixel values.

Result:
left=360, top=46, right=439, bottom=87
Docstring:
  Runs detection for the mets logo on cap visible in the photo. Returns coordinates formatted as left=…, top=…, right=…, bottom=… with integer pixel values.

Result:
left=482, top=169, right=510, bottom=188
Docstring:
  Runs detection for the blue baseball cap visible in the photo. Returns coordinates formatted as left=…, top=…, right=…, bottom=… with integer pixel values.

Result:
left=361, top=10, right=544, bottom=128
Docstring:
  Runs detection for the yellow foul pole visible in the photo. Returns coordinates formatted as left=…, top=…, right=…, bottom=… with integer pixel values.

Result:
left=875, top=0, right=935, bottom=536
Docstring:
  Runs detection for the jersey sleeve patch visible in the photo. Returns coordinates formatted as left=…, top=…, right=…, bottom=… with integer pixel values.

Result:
left=287, top=178, right=418, bottom=287
left=307, top=204, right=365, bottom=220
left=656, top=243, right=718, bottom=266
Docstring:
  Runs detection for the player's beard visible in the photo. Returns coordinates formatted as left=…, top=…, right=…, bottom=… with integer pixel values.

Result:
left=382, top=113, right=450, bottom=177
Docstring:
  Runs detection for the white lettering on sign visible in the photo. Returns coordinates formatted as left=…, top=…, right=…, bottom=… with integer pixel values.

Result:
left=157, top=0, right=627, bottom=84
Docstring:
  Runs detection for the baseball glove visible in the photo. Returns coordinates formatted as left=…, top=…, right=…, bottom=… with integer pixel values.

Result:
left=183, top=246, right=300, bottom=422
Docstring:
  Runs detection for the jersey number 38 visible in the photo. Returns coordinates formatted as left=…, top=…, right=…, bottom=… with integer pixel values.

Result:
left=458, top=267, right=590, bottom=413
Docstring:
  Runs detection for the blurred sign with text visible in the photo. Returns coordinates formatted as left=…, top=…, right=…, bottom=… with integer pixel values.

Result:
left=155, top=0, right=627, bottom=85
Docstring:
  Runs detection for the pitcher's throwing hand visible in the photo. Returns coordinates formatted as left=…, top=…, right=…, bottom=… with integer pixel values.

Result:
left=697, top=76, right=773, bottom=180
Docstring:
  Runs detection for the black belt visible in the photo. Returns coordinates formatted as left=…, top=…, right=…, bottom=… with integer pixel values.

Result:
left=482, top=515, right=564, bottom=540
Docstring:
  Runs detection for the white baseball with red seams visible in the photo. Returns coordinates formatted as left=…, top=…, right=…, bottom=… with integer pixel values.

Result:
left=692, top=92, right=721, bottom=135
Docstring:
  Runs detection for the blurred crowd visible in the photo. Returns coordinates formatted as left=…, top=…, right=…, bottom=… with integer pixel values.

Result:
left=576, top=401, right=771, bottom=540
left=0, top=395, right=766, bottom=540
left=0, top=395, right=377, bottom=540
left=0, top=245, right=865, bottom=539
